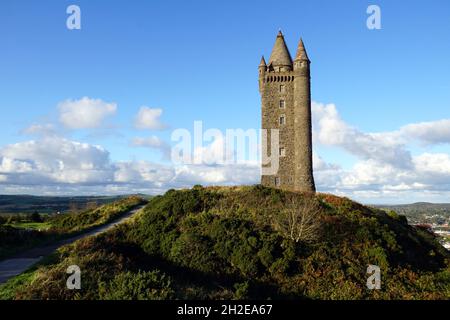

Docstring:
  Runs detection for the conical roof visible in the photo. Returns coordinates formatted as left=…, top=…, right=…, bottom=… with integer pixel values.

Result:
left=268, top=31, right=292, bottom=67
left=259, top=55, right=267, bottom=66
left=294, top=38, right=310, bottom=62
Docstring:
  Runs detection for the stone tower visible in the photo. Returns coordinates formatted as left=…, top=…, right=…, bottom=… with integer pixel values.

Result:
left=259, top=31, right=315, bottom=192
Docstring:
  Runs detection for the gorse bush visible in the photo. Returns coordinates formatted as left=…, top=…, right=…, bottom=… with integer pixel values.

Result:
left=5, top=185, right=450, bottom=300
left=99, top=270, right=174, bottom=300
left=50, top=196, right=145, bottom=233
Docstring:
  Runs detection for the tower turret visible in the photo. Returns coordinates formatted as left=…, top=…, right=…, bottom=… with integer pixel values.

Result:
left=259, top=56, right=267, bottom=72
left=294, top=38, right=310, bottom=71
left=293, top=37, right=315, bottom=192
left=259, top=56, right=267, bottom=92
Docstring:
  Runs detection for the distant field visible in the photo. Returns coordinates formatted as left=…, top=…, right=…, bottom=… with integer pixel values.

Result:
left=0, top=195, right=126, bottom=215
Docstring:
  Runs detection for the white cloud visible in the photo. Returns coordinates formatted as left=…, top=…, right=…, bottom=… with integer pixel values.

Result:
left=131, top=136, right=171, bottom=159
left=0, top=136, right=259, bottom=195
left=174, top=163, right=259, bottom=186
left=312, top=102, right=412, bottom=167
left=22, top=123, right=57, bottom=136
left=112, top=157, right=259, bottom=191
left=312, top=154, right=450, bottom=203
left=134, top=107, right=167, bottom=130
left=312, top=101, right=450, bottom=202
left=312, top=153, right=343, bottom=190
left=131, top=136, right=166, bottom=148
left=114, top=161, right=175, bottom=187
left=313, top=102, right=450, bottom=154
left=400, top=119, right=450, bottom=145
left=0, top=137, right=113, bottom=185
left=58, top=97, right=117, bottom=129
left=0, top=157, right=33, bottom=173
left=341, top=160, right=404, bottom=188
left=413, top=153, right=450, bottom=174
left=192, top=135, right=235, bottom=165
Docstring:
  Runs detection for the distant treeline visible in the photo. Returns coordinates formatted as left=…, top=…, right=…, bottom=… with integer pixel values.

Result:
left=0, top=195, right=142, bottom=215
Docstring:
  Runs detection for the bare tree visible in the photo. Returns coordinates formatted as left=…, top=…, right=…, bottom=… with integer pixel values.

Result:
left=275, top=196, right=322, bottom=243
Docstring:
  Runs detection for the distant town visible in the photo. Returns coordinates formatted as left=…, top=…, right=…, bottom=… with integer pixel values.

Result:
left=376, top=202, right=450, bottom=250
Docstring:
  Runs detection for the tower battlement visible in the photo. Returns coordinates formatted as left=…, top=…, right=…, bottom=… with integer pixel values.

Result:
left=260, top=31, right=316, bottom=192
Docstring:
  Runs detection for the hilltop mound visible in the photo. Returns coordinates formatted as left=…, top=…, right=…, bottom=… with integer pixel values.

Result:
left=2, top=185, right=449, bottom=300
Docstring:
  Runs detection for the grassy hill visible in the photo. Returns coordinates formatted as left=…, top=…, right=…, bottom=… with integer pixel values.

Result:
left=1, top=185, right=449, bottom=300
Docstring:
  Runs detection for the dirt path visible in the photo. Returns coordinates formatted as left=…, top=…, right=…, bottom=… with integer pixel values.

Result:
left=0, top=205, right=145, bottom=284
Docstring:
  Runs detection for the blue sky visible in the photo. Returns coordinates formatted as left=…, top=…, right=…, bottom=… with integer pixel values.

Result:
left=0, top=0, right=450, bottom=203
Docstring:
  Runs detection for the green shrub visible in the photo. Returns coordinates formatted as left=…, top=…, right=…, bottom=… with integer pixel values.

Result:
left=50, top=196, right=145, bottom=233
left=99, top=270, right=174, bottom=300
left=233, top=281, right=249, bottom=299
left=30, top=212, right=43, bottom=223
left=169, top=233, right=220, bottom=274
